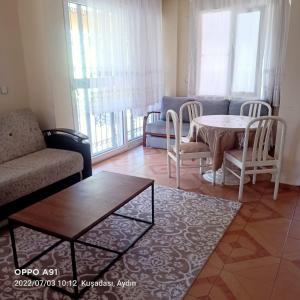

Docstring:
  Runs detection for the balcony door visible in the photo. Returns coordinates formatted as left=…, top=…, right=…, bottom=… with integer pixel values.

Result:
left=65, top=1, right=143, bottom=157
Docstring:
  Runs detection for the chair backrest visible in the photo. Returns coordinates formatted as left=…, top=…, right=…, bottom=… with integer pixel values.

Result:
left=240, top=100, right=272, bottom=117
left=166, top=109, right=180, bottom=153
left=242, top=116, right=286, bottom=164
left=179, top=101, right=203, bottom=139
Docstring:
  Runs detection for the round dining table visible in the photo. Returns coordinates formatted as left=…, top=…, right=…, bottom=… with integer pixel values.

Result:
left=189, top=115, right=258, bottom=185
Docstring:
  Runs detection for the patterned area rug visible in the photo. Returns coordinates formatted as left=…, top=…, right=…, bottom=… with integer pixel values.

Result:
left=0, top=185, right=241, bottom=300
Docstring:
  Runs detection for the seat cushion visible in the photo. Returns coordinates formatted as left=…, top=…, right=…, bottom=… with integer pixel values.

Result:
left=173, top=142, right=209, bottom=154
left=0, top=148, right=83, bottom=206
left=226, top=148, right=274, bottom=161
left=146, top=120, right=190, bottom=137
left=0, top=109, right=46, bottom=164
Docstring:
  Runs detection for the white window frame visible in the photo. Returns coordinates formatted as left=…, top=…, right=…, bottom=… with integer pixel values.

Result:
left=199, top=6, right=265, bottom=99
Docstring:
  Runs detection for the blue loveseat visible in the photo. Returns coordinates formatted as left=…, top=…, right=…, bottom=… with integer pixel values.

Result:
left=143, top=97, right=270, bottom=149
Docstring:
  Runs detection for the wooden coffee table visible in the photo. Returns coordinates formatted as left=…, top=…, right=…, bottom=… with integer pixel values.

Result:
left=8, top=171, right=154, bottom=299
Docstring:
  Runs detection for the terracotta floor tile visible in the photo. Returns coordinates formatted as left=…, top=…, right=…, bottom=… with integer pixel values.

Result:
left=263, top=188, right=299, bottom=199
left=183, top=294, right=198, bottom=300
left=212, top=260, right=279, bottom=300
left=93, top=146, right=299, bottom=300
left=198, top=262, right=221, bottom=278
left=259, top=193, right=298, bottom=220
left=293, top=204, right=300, bottom=221
left=236, top=203, right=258, bottom=224
left=282, top=237, right=300, bottom=261
left=271, top=259, right=300, bottom=300
left=240, top=185, right=262, bottom=203
left=188, top=276, right=216, bottom=298
left=288, top=220, right=300, bottom=239
left=210, top=270, right=253, bottom=300
left=244, top=218, right=291, bottom=257
left=224, top=256, right=280, bottom=273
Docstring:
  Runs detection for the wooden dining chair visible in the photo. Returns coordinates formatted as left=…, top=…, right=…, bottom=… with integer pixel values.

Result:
left=179, top=101, right=203, bottom=142
left=166, top=109, right=211, bottom=188
left=178, top=101, right=212, bottom=176
left=240, top=100, right=272, bottom=117
left=222, top=116, right=286, bottom=201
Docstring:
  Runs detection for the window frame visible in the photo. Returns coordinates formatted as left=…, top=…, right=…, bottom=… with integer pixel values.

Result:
left=199, top=6, right=265, bottom=99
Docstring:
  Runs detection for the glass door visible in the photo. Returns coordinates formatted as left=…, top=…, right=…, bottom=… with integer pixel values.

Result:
left=65, top=1, right=143, bottom=157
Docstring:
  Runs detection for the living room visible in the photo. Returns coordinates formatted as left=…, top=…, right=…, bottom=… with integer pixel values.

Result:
left=1, top=0, right=300, bottom=299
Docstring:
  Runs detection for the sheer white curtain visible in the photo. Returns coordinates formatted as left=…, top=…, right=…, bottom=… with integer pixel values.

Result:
left=188, top=0, right=290, bottom=106
left=85, top=0, right=163, bottom=114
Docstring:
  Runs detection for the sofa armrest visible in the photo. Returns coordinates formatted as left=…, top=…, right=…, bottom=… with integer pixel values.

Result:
left=43, top=128, right=92, bottom=179
left=143, top=111, right=161, bottom=146
left=43, top=128, right=88, bottom=142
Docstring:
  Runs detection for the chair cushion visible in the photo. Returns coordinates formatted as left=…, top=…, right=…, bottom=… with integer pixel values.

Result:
left=146, top=120, right=190, bottom=137
left=228, top=99, right=270, bottom=115
left=226, top=148, right=274, bottom=161
left=0, top=148, right=83, bottom=206
left=0, top=109, right=46, bottom=164
left=173, top=142, right=210, bottom=154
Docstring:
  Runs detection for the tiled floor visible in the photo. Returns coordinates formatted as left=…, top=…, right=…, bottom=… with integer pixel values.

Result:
left=94, top=146, right=300, bottom=300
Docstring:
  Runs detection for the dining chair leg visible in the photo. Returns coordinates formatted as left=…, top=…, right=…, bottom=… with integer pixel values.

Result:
left=212, top=171, right=216, bottom=185
left=238, top=168, right=245, bottom=201
left=252, top=167, right=257, bottom=184
left=222, top=159, right=226, bottom=185
left=200, top=158, right=204, bottom=174
left=273, top=168, right=281, bottom=200
left=176, top=157, right=180, bottom=188
left=167, top=155, right=171, bottom=178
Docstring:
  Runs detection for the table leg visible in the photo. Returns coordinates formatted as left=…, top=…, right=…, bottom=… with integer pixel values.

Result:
left=9, top=221, right=19, bottom=269
left=151, top=183, right=155, bottom=225
left=70, top=241, right=79, bottom=298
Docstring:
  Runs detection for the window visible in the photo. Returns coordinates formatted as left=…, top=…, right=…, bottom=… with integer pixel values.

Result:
left=198, top=8, right=262, bottom=97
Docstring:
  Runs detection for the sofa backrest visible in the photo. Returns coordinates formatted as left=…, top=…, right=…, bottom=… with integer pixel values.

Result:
left=196, top=98, right=230, bottom=116
left=160, top=97, right=191, bottom=121
left=160, top=96, right=230, bottom=122
left=0, top=109, right=46, bottom=164
left=228, top=99, right=271, bottom=116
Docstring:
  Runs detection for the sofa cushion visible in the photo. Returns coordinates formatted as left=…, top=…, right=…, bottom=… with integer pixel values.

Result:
left=229, top=99, right=270, bottom=115
left=160, top=96, right=230, bottom=122
left=0, top=148, right=83, bottom=206
left=0, top=109, right=46, bottom=164
left=160, top=96, right=192, bottom=121
left=146, top=120, right=190, bottom=136
left=197, top=98, right=230, bottom=115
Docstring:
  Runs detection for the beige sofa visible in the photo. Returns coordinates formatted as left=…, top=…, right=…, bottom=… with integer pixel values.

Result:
left=0, top=109, right=91, bottom=219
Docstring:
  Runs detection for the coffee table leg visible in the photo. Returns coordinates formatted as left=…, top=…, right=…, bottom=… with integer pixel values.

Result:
left=70, top=241, right=79, bottom=298
left=8, top=221, right=19, bottom=269
left=151, top=183, right=155, bottom=225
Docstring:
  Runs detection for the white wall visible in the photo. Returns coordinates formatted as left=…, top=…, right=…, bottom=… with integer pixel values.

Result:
left=0, top=0, right=29, bottom=113
left=17, top=0, right=74, bottom=129
left=176, top=0, right=189, bottom=96
left=162, top=0, right=178, bottom=96
left=279, top=0, right=300, bottom=185
left=162, top=0, right=189, bottom=96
